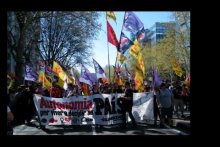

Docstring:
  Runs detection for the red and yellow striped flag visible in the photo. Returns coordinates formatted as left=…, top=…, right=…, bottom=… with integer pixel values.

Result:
left=129, top=39, right=140, bottom=59
left=171, top=59, right=183, bottom=77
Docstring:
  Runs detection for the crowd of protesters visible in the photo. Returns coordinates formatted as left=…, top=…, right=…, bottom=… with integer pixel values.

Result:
left=7, top=79, right=190, bottom=134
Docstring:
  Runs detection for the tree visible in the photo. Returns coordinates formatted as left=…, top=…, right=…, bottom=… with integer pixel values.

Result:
left=7, top=11, right=101, bottom=84
left=7, top=11, right=42, bottom=84
left=141, top=19, right=190, bottom=81
left=39, top=11, right=101, bottom=68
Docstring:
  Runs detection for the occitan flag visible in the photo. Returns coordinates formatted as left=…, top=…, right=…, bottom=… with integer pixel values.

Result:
left=171, top=59, right=183, bottom=77
left=117, top=52, right=126, bottom=64
left=129, top=39, right=140, bottom=59
left=136, top=53, right=145, bottom=75
left=53, top=61, right=66, bottom=81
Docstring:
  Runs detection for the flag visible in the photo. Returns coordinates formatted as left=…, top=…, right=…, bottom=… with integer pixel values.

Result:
left=136, top=53, right=145, bottom=75
left=134, top=70, right=144, bottom=92
left=106, top=11, right=116, bottom=24
left=79, top=65, right=93, bottom=86
left=152, top=65, right=162, bottom=88
left=107, top=21, right=120, bottom=50
left=129, top=39, right=140, bottom=58
left=171, top=59, right=183, bottom=77
left=117, top=52, right=126, bottom=64
left=55, top=76, right=65, bottom=88
left=93, top=58, right=106, bottom=79
left=53, top=61, right=66, bottom=81
left=38, top=71, right=51, bottom=89
left=123, top=12, right=144, bottom=34
left=24, top=64, right=38, bottom=82
left=119, top=32, right=134, bottom=54
left=88, top=73, right=98, bottom=84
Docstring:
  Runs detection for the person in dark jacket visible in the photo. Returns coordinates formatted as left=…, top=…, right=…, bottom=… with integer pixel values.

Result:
left=121, top=82, right=137, bottom=128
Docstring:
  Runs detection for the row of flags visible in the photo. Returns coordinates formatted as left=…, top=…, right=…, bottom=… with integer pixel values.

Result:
left=20, top=11, right=189, bottom=94
left=106, top=11, right=146, bottom=91
left=20, top=58, right=189, bottom=93
left=23, top=58, right=108, bottom=93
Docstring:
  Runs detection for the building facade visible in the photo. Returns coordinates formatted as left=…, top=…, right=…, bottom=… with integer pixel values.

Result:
left=144, top=22, right=176, bottom=46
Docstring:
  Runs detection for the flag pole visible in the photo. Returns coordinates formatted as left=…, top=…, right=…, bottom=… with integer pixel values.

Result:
left=113, top=11, right=126, bottom=83
left=115, top=11, right=126, bottom=71
left=106, top=13, right=111, bottom=83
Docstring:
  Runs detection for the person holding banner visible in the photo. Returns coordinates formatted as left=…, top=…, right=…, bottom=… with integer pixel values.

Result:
left=121, top=81, right=137, bottom=129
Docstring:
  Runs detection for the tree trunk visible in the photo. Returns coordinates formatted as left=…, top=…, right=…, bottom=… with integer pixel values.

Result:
left=15, top=27, right=25, bottom=85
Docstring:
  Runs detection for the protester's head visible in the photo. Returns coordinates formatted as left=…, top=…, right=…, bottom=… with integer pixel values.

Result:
left=125, top=81, right=130, bottom=88
left=160, top=83, right=166, bottom=90
left=37, top=83, right=42, bottom=88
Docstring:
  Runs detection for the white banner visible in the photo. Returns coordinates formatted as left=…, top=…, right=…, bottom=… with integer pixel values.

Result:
left=34, top=94, right=124, bottom=126
left=131, top=92, right=154, bottom=123
left=34, top=92, right=154, bottom=126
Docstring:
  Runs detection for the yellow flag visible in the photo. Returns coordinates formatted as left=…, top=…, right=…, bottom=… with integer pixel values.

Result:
left=136, top=53, right=145, bottom=75
left=117, top=52, right=126, bottom=64
left=53, top=61, right=66, bottom=81
left=171, top=59, right=183, bottom=77
left=106, top=11, right=116, bottom=24
left=52, top=72, right=65, bottom=88
left=134, top=71, right=144, bottom=92
left=129, top=39, right=140, bottom=59
left=38, top=71, right=52, bottom=89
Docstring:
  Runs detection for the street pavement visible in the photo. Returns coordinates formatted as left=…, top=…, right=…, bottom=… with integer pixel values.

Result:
left=12, top=112, right=190, bottom=135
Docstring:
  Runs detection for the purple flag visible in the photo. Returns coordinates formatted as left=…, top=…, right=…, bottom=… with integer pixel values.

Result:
left=93, top=59, right=106, bottom=79
left=152, top=65, right=162, bottom=88
left=79, top=65, right=93, bottom=86
left=119, top=32, right=134, bottom=54
left=25, top=64, right=38, bottom=82
left=88, top=73, right=98, bottom=84
left=123, top=12, right=144, bottom=34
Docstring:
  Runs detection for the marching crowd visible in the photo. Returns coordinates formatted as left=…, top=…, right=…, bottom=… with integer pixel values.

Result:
left=7, top=79, right=190, bottom=134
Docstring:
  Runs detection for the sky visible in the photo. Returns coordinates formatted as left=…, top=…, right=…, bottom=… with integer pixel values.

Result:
left=83, top=11, right=174, bottom=73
